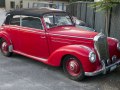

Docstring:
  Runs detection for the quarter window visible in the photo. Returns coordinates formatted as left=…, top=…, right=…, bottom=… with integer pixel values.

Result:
left=21, top=16, right=43, bottom=30
left=9, top=15, right=20, bottom=26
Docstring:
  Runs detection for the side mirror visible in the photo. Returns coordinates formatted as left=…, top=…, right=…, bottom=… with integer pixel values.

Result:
left=75, top=19, right=86, bottom=26
left=75, top=19, right=80, bottom=25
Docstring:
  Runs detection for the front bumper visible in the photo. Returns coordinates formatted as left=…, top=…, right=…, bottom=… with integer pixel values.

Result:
left=85, top=59, right=120, bottom=76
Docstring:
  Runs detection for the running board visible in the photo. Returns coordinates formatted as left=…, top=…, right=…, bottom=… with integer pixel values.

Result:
left=13, top=50, right=48, bottom=63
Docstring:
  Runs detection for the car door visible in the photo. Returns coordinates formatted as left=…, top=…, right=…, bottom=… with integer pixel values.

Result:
left=4, top=15, right=20, bottom=51
left=18, top=15, right=49, bottom=59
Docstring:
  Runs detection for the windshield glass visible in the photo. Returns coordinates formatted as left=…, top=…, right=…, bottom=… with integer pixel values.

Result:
left=44, top=14, right=73, bottom=28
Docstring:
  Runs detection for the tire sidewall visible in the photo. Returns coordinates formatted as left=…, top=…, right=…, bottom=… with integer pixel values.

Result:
left=63, top=55, right=85, bottom=81
left=0, top=40, right=12, bottom=57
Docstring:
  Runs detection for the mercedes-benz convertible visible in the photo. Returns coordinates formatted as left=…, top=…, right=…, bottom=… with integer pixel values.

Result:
left=0, top=8, right=120, bottom=81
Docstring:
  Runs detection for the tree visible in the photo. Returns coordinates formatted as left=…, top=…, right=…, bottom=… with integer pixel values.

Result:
left=91, top=0, right=120, bottom=36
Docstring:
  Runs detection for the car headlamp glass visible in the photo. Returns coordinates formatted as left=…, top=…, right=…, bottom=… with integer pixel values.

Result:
left=117, top=42, right=120, bottom=51
left=89, top=52, right=96, bottom=63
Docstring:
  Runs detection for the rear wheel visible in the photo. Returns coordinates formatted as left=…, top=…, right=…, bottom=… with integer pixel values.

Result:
left=0, top=39, right=12, bottom=57
left=63, top=55, right=85, bottom=81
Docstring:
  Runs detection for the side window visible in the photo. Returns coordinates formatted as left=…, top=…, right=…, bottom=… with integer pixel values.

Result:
left=9, top=15, right=20, bottom=26
left=44, top=15, right=54, bottom=28
left=21, top=16, right=43, bottom=30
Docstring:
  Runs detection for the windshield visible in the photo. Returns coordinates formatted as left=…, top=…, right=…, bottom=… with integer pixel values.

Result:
left=44, top=14, right=73, bottom=28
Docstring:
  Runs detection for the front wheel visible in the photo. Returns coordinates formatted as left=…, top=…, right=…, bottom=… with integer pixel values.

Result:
left=63, top=55, right=85, bottom=81
left=0, top=39, right=13, bottom=57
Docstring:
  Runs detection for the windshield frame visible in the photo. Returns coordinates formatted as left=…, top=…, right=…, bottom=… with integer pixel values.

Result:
left=43, top=12, right=74, bottom=29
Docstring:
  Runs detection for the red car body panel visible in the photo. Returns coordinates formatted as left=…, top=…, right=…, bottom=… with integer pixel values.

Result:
left=1, top=24, right=119, bottom=73
left=0, top=10, right=120, bottom=74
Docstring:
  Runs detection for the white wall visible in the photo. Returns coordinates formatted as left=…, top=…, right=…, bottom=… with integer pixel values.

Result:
left=5, top=0, right=21, bottom=11
left=94, top=0, right=101, bottom=2
left=23, top=0, right=68, bottom=10
left=5, top=0, right=68, bottom=11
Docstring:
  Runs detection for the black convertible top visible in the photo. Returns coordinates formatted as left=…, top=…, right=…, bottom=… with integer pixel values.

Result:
left=7, top=8, right=66, bottom=17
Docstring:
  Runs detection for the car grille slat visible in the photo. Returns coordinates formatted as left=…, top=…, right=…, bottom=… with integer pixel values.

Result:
left=94, top=33, right=109, bottom=62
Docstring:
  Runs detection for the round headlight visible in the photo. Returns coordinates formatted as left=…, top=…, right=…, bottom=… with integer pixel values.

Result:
left=112, top=55, right=117, bottom=62
left=117, top=42, right=120, bottom=51
left=89, top=52, right=96, bottom=63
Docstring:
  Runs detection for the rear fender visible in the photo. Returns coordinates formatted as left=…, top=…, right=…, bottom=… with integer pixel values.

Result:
left=0, top=32, right=12, bottom=45
left=0, top=32, right=13, bottom=52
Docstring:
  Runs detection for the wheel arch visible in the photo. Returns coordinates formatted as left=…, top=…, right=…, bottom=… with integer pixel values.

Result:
left=47, top=45, right=94, bottom=72
left=0, top=33, right=12, bottom=45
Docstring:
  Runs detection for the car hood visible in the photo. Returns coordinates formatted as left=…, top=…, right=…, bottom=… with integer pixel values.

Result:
left=48, top=26, right=98, bottom=39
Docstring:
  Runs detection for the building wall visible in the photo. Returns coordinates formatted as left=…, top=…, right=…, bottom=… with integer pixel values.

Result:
left=23, top=0, right=68, bottom=10
left=0, top=0, right=5, bottom=7
left=5, top=0, right=68, bottom=11
left=94, top=0, right=101, bottom=2
left=5, top=0, right=22, bottom=11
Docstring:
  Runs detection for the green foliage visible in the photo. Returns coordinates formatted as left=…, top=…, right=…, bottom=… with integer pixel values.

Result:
left=90, top=0, right=120, bottom=36
left=91, top=0, right=120, bottom=11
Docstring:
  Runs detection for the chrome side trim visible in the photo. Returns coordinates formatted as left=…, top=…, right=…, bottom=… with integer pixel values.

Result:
left=117, top=42, right=120, bottom=51
left=50, top=33, right=93, bottom=40
left=93, top=33, right=105, bottom=41
left=85, top=59, right=120, bottom=76
left=13, top=50, right=47, bottom=62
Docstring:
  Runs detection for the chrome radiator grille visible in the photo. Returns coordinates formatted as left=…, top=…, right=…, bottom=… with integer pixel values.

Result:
left=94, top=33, right=109, bottom=61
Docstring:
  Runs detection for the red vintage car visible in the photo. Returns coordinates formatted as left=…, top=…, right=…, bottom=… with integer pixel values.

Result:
left=0, top=8, right=120, bottom=81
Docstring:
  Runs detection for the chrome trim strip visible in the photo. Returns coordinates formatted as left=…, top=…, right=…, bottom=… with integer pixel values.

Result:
left=13, top=50, right=47, bottom=62
left=51, top=37, right=92, bottom=44
left=117, top=42, right=120, bottom=51
left=50, top=34, right=93, bottom=40
left=51, top=40, right=71, bottom=44
left=85, top=59, right=120, bottom=76
left=93, top=33, right=105, bottom=41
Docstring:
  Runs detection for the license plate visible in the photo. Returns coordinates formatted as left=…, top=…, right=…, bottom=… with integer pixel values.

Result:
left=110, top=65, right=117, bottom=71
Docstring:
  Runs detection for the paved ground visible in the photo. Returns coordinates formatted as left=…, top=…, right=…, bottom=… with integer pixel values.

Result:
left=0, top=53, right=120, bottom=90
left=0, top=8, right=120, bottom=90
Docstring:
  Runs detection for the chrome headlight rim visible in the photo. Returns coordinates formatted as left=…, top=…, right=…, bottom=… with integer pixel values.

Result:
left=117, top=42, right=120, bottom=51
left=112, top=55, right=117, bottom=62
left=89, top=51, right=96, bottom=63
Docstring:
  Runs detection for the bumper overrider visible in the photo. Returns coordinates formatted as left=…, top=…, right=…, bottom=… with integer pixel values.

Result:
left=85, top=59, right=120, bottom=76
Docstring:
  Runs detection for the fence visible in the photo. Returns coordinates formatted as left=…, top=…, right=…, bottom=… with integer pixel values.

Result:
left=66, top=1, right=120, bottom=40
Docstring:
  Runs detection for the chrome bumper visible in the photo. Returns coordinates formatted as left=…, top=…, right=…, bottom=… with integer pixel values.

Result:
left=85, top=59, right=120, bottom=76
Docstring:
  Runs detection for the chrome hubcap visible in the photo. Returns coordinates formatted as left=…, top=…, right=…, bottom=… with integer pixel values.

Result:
left=66, top=59, right=80, bottom=76
left=1, top=42, right=8, bottom=54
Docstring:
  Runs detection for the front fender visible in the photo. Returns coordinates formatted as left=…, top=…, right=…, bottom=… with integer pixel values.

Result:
left=48, top=45, right=99, bottom=72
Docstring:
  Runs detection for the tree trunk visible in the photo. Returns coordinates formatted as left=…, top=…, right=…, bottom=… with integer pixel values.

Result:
left=105, top=9, right=111, bottom=36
